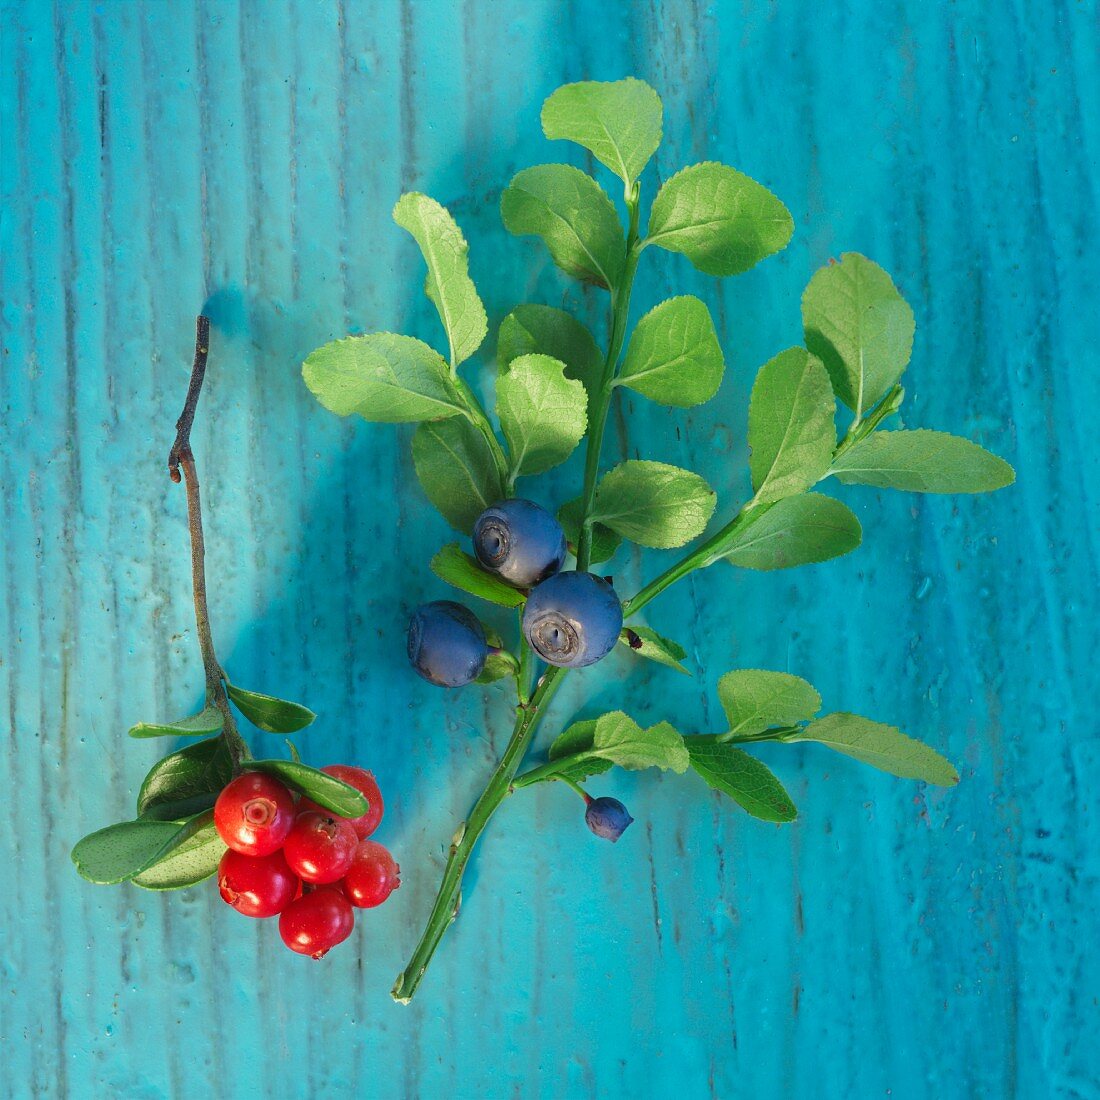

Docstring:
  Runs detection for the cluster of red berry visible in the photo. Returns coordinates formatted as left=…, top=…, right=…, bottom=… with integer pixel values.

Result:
left=213, top=765, right=399, bottom=958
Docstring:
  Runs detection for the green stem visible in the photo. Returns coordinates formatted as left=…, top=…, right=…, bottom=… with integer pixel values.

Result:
left=829, top=383, right=904, bottom=468
left=455, top=375, right=511, bottom=490
left=576, top=197, right=643, bottom=570
left=516, top=626, right=535, bottom=706
left=392, top=666, right=566, bottom=1003
left=168, top=318, right=250, bottom=771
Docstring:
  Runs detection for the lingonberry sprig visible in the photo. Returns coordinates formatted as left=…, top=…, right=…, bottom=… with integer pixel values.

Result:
left=304, top=78, right=1014, bottom=1001
left=71, top=325, right=400, bottom=956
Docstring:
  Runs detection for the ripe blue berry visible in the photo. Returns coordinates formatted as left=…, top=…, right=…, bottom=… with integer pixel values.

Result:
left=585, top=796, right=634, bottom=842
left=522, top=571, right=623, bottom=668
left=473, top=499, right=566, bottom=588
left=407, top=600, right=488, bottom=687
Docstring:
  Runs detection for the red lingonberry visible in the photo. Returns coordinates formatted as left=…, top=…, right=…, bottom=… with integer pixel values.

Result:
left=214, top=773, right=296, bottom=856
left=282, top=811, right=359, bottom=884
left=342, top=839, right=401, bottom=908
left=278, top=887, right=354, bottom=958
left=217, top=849, right=299, bottom=918
left=299, top=765, right=384, bottom=839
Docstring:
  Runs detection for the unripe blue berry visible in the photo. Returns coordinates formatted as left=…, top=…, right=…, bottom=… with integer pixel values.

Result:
left=585, top=796, right=634, bottom=842
left=522, top=571, right=623, bottom=668
left=406, top=601, right=488, bottom=687
left=473, top=499, right=566, bottom=588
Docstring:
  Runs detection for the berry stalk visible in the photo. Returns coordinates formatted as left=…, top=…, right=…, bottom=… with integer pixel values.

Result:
left=391, top=664, right=566, bottom=1003
left=168, top=317, right=250, bottom=771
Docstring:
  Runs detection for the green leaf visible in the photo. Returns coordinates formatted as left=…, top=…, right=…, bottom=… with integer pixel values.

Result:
left=549, top=712, right=689, bottom=774
left=496, top=353, right=588, bottom=478
left=71, top=814, right=209, bottom=886
left=592, top=712, right=689, bottom=773
left=227, top=685, right=316, bottom=734
left=476, top=650, right=520, bottom=685
left=137, top=737, right=234, bottom=819
left=131, top=814, right=225, bottom=891
left=392, top=192, right=487, bottom=367
left=831, top=429, right=1015, bottom=493
left=748, top=347, right=836, bottom=504
left=789, top=712, right=959, bottom=786
left=540, top=78, right=663, bottom=188
left=501, top=164, right=626, bottom=289
left=619, top=627, right=689, bottom=675
left=413, top=415, right=506, bottom=534
left=430, top=543, right=525, bottom=608
left=715, top=670, right=822, bottom=738
left=616, top=296, right=724, bottom=407
left=128, top=705, right=224, bottom=740
left=686, top=736, right=797, bottom=822
left=244, top=760, right=369, bottom=817
left=645, top=162, right=794, bottom=277
left=303, top=333, right=467, bottom=423
left=801, top=253, right=916, bottom=416
left=591, top=460, right=716, bottom=549
left=716, top=493, right=861, bottom=571
left=498, top=304, right=604, bottom=397
left=557, top=497, right=621, bottom=565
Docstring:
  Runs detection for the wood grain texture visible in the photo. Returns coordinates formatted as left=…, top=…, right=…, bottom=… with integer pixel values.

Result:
left=2, top=1, right=1097, bottom=1097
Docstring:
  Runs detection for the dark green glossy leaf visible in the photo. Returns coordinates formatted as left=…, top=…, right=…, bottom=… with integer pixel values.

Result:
left=137, top=736, right=233, bottom=820
left=244, top=759, right=368, bottom=817
left=227, top=685, right=316, bottom=734
left=131, top=813, right=224, bottom=891
left=128, top=705, right=223, bottom=740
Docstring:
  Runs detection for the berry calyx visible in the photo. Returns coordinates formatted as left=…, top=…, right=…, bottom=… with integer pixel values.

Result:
left=473, top=499, right=566, bottom=588
left=283, top=811, right=359, bottom=884
left=522, top=571, right=623, bottom=668
left=343, top=840, right=401, bottom=908
left=279, top=887, right=355, bottom=959
left=407, top=600, right=488, bottom=687
left=585, top=796, right=634, bottom=842
left=217, top=849, right=299, bottom=918
left=298, top=765, right=383, bottom=839
left=214, top=772, right=297, bottom=856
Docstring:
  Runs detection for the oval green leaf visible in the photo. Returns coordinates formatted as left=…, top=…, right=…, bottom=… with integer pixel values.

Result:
left=244, top=759, right=369, bottom=817
left=128, top=704, right=224, bottom=740
left=715, top=669, right=822, bottom=738
left=430, top=543, right=526, bottom=608
left=227, top=685, right=316, bottom=734
left=618, top=627, right=690, bottom=675
left=831, top=429, right=1015, bottom=493
left=617, top=296, right=725, bottom=408
left=498, top=305, right=604, bottom=398
left=591, top=460, right=716, bottom=549
left=131, top=813, right=224, bottom=891
left=686, top=735, right=797, bottom=822
left=501, top=164, right=626, bottom=290
left=646, top=162, right=794, bottom=277
left=137, top=736, right=234, bottom=820
left=302, top=333, right=466, bottom=423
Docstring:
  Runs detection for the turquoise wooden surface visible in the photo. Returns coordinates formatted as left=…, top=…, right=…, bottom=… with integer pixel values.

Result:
left=2, top=1, right=1098, bottom=1097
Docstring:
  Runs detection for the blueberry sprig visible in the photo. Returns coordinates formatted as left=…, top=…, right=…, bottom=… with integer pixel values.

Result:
left=302, top=79, right=1014, bottom=1002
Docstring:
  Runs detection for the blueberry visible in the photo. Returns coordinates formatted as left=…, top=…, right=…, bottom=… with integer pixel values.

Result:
left=585, top=797, right=634, bottom=842
left=473, top=499, right=566, bottom=588
left=522, top=570, right=623, bottom=668
left=407, top=601, right=488, bottom=687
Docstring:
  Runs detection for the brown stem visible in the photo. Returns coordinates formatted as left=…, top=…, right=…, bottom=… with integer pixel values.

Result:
left=168, top=317, right=249, bottom=770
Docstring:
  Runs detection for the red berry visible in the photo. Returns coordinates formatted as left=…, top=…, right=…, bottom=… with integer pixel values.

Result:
left=278, top=887, right=354, bottom=958
left=214, top=773, right=296, bottom=856
left=283, top=811, right=358, bottom=884
left=217, top=849, right=299, bottom=918
left=299, top=765, right=384, bottom=839
left=343, top=840, right=401, bottom=908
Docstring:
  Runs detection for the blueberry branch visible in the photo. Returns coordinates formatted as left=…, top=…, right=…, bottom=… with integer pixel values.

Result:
left=392, top=665, right=566, bottom=1003
left=168, top=316, right=249, bottom=771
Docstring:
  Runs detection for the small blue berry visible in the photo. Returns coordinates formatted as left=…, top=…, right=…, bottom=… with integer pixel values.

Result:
left=407, top=600, right=488, bottom=687
left=473, top=499, right=566, bottom=588
left=585, top=797, right=634, bottom=842
left=522, top=571, right=623, bottom=668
